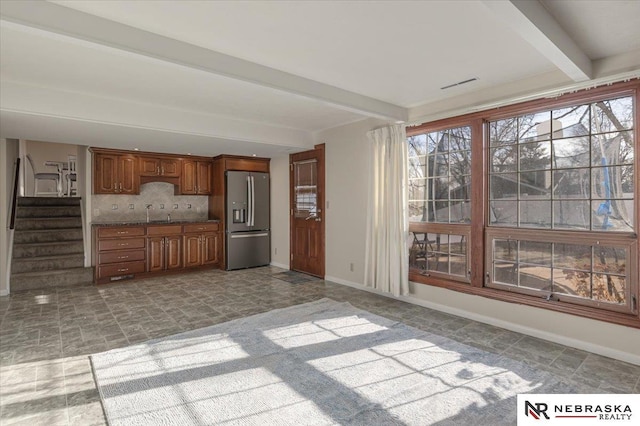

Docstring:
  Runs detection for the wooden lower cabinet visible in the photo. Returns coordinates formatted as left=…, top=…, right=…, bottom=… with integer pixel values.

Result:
left=94, top=226, right=146, bottom=283
left=93, top=222, right=220, bottom=284
left=183, top=234, right=202, bottom=268
left=148, top=235, right=182, bottom=272
left=203, top=233, right=220, bottom=265
left=184, top=232, right=220, bottom=267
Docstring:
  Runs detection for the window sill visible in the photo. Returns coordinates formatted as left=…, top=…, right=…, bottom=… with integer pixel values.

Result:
left=409, top=271, right=640, bottom=329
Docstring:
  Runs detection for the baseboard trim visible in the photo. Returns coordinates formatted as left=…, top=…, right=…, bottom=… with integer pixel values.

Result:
left=324, top=275, right=640, bottom=366
left=270, top=262, right=289, bottom=270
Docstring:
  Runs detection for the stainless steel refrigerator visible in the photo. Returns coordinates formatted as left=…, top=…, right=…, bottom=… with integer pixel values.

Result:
left=225, top=171, right=270, bottom=270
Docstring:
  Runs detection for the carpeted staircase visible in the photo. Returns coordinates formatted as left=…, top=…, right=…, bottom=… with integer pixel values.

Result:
left=11, top=197, right=93, bottom=291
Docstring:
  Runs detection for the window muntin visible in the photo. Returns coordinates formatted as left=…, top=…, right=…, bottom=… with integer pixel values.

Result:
left=489, top=96, right=635, bottom=232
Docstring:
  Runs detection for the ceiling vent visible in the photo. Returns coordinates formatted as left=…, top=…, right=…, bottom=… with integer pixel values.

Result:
left=441, top=78, right=478, bottom=90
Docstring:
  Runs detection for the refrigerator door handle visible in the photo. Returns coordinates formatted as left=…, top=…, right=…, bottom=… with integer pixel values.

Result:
left=246, top=176, right=252, bottom=227
left=250, top=176, right=256, bottom=227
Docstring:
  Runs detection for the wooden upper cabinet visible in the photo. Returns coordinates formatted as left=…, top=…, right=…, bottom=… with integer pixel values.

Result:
left=92, top=148, right=214, bottom=195
left=94, top=154, right=117, bottom=193
left=181, top=160, right=212, bottom=195
left=139, top=157, right=181, bottom=178
left=94, top=153, right=139, bottom=194
left=197, top=161, right=212, bottom=194
left=119, top=156, right=138, bottom=194
left=224, top=157, right=270, bottom=173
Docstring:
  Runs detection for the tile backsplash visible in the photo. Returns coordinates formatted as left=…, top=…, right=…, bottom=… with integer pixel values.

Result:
left=92, top=182, right=209, bottom=222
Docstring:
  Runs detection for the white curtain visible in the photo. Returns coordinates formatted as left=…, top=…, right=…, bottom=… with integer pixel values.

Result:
left=364, top=124, right=409, bottom=296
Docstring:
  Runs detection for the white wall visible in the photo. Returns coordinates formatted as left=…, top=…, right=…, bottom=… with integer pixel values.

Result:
left=270, top=155, right=291, bottom=269
left=321, top=118, right=386, bottom=282
left=317, top=118, right=640, bottom=365
left=1, top=139, right=20, bottom=296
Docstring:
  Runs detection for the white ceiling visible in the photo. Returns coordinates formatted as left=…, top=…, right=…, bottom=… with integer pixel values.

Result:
left=1, top=0, right=639, bottom=157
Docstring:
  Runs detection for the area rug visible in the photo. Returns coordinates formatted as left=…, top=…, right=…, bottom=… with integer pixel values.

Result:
left=91, top=298, right=578, bottom=425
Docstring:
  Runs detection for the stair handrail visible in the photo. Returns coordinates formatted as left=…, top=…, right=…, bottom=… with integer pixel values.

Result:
left=9, top=157, right=20, bottom=230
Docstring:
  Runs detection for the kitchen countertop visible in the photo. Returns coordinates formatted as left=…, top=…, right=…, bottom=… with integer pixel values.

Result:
left=92, top=219, right=220, bottom=227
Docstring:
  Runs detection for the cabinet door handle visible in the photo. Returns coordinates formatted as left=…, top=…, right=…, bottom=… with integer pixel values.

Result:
left=118, top=243, right=129, bottom=247
left=117, top=268, right=128, bottom=272
left=157, top=166, right=160, bottom=175
left=117, top=231, right=128, bottom=234
left=118, top=255, right=129, bottom=259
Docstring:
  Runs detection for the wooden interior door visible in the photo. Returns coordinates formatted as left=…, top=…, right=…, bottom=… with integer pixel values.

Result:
left=290, top=145, right=325, bottom=277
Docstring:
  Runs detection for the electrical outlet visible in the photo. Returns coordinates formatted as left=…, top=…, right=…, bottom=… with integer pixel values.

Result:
left=350, top=262, right=354, bottom=272
left=173, top=204, right=179, bottom=209
left=128, top=204, right=135, bottom=209
left=159, top=204, right=165, bottom=209
left=186, top=204, right=192, bottom=209
left=111, top=204, right=118, bottom=210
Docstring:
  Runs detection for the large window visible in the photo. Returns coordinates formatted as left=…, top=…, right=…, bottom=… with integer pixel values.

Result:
left=407, top=81, right=639, bottom=326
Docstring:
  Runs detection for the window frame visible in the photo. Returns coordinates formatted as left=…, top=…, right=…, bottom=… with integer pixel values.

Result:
left=407, top=80, right=640, bottom=328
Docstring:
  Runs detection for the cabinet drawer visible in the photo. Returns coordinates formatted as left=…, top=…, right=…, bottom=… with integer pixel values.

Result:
left=99, top=238, right=146, bottom=251
left=98, top=261, right=146, bottom=279
left=147, top=225, right=182, bottom=236
left=98, top=227, right=145, bottom=238
left=98, top=249, right=145, bottom=264
left=183, top=223, right=219, bottom=233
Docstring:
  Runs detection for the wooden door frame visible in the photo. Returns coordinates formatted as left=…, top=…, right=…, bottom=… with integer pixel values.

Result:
left=289, top=144, right=325, bottom=277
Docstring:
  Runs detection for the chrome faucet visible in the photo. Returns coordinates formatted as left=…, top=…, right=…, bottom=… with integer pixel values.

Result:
left=145, top=204, right=153, bottom=223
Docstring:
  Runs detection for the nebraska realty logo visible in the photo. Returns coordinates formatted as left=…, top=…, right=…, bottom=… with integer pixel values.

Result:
left=517, top=394, right=638, bottom=425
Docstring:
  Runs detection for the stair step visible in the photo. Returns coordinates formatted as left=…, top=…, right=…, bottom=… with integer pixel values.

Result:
left=17, top=205, right=81, bottom=218
left=13, top=241, right=84, bottom=258
left=10, top=267, right=94, bottom=292
left=12, top=254, right=85, bottom=273
left=14, top=217, right=82, bottom=230
left=17, top=197, right=81, bottom=207
left=13, top=228, right=84, bottom=244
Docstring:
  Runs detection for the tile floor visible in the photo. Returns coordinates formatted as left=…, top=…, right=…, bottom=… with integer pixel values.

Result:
left=1, top=266, right=639, bottom=425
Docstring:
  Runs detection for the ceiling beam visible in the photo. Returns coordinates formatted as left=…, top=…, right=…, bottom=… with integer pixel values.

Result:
left=482, top=0, right=592, bottom=82
left=0, top=1, right=408, bottom=122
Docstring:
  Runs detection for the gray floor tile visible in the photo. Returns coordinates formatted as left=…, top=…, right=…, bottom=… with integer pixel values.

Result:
left=0, top=266, right=638, bottom=425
